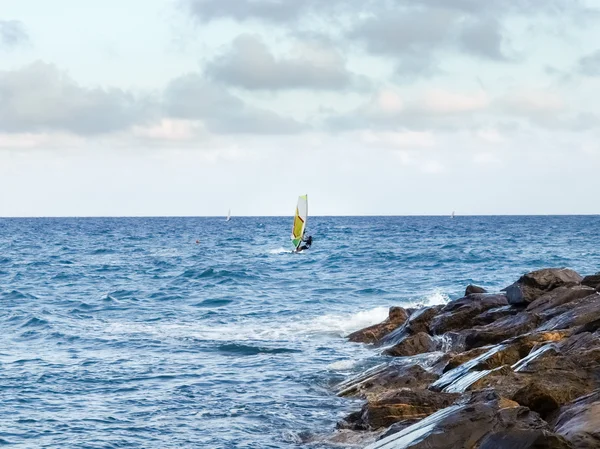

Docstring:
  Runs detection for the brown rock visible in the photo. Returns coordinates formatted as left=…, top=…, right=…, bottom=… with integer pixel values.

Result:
left=380, top=305, right=443, bottom=345
left=505, top=268, right=583, bottom=305
left=472, top=304, right=523, bottom=326
left=364, top=389, right=569, bottom=449
left=347, top=306, right=409, bottom=344
left=554, top=390, right=600, bottom=449
left=337, top=363, right=438, bottom=399
left=526, top=286, right=596, bottom=315
left=383, top=332, right=439, bottom=357
left=537, top=292, right=600, bottom=332
left=466, top=284, right=487, bottom=295
left=463, top=312, right=541, bottom=350
left=340, top=389, right=459, bottom=430
left=581, top=273, right=600, bottom=288
left=430, top=294, right=508, bottom=335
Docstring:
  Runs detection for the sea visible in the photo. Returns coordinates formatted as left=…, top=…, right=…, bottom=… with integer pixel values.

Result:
left=1, top=216, right=599, bottom=448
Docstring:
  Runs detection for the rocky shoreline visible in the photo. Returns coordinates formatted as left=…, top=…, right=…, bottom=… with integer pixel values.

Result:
left=333, top=268, right=600, bottom=449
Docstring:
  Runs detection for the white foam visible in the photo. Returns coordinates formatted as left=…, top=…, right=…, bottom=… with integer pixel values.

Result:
left=269, top=247, right=291, bottom=254
left=327, top=359, right=358, bottom=370
left=407, top=289, right=450, bottom=308
left=308, top=306, right=390, bottom=337
left=98, top=306, right=391, bottom=343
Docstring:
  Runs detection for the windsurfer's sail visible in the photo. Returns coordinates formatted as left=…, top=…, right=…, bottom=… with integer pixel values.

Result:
left=226, top=209, right=231, bottom=221
left=291, top=195, right=308, bottom=250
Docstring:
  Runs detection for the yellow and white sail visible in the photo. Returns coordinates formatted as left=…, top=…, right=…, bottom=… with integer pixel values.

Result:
left=291, top=195, right=308, bottom=250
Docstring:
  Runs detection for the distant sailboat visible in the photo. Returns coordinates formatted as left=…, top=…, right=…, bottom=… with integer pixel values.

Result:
left=451, top=211, right=455, bottom=219
left=226, top=209, right=231, bottom=222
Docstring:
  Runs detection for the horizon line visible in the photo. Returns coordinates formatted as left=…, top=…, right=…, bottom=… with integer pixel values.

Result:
left=1, top=214, right=599, bottom=219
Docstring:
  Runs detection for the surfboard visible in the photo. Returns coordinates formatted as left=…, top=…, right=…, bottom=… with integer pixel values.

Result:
left=291, top=195, right=308, bottom=251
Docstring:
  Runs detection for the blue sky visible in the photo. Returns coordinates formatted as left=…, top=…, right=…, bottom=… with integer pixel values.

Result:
left=1, top=0, right=600, bottom=216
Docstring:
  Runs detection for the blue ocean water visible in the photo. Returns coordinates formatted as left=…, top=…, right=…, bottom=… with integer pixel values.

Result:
left=1, top=216, right=599, bottom=448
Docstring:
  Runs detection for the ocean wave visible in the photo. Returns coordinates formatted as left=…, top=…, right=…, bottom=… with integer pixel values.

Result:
left=217, top=343, right=302, bottom=356
left=193, top=298, right=233, bottom=307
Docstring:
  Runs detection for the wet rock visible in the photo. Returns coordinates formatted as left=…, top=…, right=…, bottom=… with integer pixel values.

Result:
left=442, top=346, right=491, bottom=373
left=554, top=390, right=600, bottom=449
left=513, top=382, right=565, bottom=420
left=463, top=312, right=541, bottom=349
left=505, top=268, right=583, bottom=305
left=340, top=389, right=459, bottom=430
left=581, top=273, right=600, bottom=289
left=348, top=306, right=409, bottom=344
left=537, top=292, right=600, bottom=332
left=430, top=294, right=508, bottom=335
left=433, top=331, right=570, bottom=393
left=477, top=428, right=574, bottom=449
left=381, top=305, right=443, bottom=345
left=337, top=363, right=438, bottom=399
left=472, top=304, right=523, bottom=326
left=466, top=284, right=487, bottom=295
left=383, top=332, right=438, bottom=357
left=364, top=389, right=565, bottom=449
left=526, top=286, right=596, bottom=315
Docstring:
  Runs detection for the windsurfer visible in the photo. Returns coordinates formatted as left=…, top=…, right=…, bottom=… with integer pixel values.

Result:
left=296, top=235, right=313, bottom=252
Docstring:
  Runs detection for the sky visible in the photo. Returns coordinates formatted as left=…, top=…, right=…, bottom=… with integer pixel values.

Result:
left=1, top=0, right=600, bottom=216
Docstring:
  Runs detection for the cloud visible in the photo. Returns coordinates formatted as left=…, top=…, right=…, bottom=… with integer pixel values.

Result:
left=0, top=20, right=29, bottom=49
left=0, top=62, right=306, bottom=139
left=329, top=88, right=490, bottom=131
left=164, top=72, right=305, bottom=134
left=578, top=50, right=600, bottom=76
left=458, top=17, right=506, bottom=60
left=205, top=34, right=357, bottom=90
left=185, top=0, right=311, bottom=23
left=0, top=62, right=154, bottom=135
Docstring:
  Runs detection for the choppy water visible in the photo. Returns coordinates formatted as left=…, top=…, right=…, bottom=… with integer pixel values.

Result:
left=1, top=216, right=599, bottom=448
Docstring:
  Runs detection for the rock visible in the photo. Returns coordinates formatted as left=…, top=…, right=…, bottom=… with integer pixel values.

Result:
left=537, top=292, right=600, bottom=332
left=472, top=305, right=523, bottom=326
left=442, top=346, right=491, bottom=373
left=433, top=331, right=570, bottom=393
left=505, top=268, right=583, bottom=305
left=581, top=273, right=600, bottom=289
left=477, top=429, right=574, bottom=449
left=340, top=389, right=459, bottom=430
left=512, top=382, right=564, bottom=420
left=383, top=332, right=439, bottom=357
left=347, top=306, right=409, bottom=344
left=463, top=312, right=541, bottom=350
left=526, top=286, right=596, bottom=315
left=377, top=419, right=422, bottom=441
left=466, top=284, right=487, bottom=295
left=430, top=294, right=508, bottom=335
left=380, top=305, right=443, bottom=345
left=554, top=390, right=600, bottom=449
left=364, top=389, right=568, bottom=449
left=337, top=363, right=438, bottom=399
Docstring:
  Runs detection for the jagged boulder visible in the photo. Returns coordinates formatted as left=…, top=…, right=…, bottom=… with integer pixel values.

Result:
left=554, top=390, right=600, bottom=449
left=337, top=363, right=438, bottom=399
left=463, top=312, right=541, bottom=350
left=338, top=389, right=459, bottom=430
left=383, top=332, right=439, bottom=357
left=466, top=284, right=487, bottom=295
left=430, top=294, right=508, bottom=335
left=504, top=268, right=582, bottom=305
left=526, top=285, right=596, bottom=314
left=380, top=305, right=444, bottom=345
left=581, top=273, right=600, bottom=289
left=364, top=390, right=570, bottom=449
left=347, top=306, right=409, bottom=344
